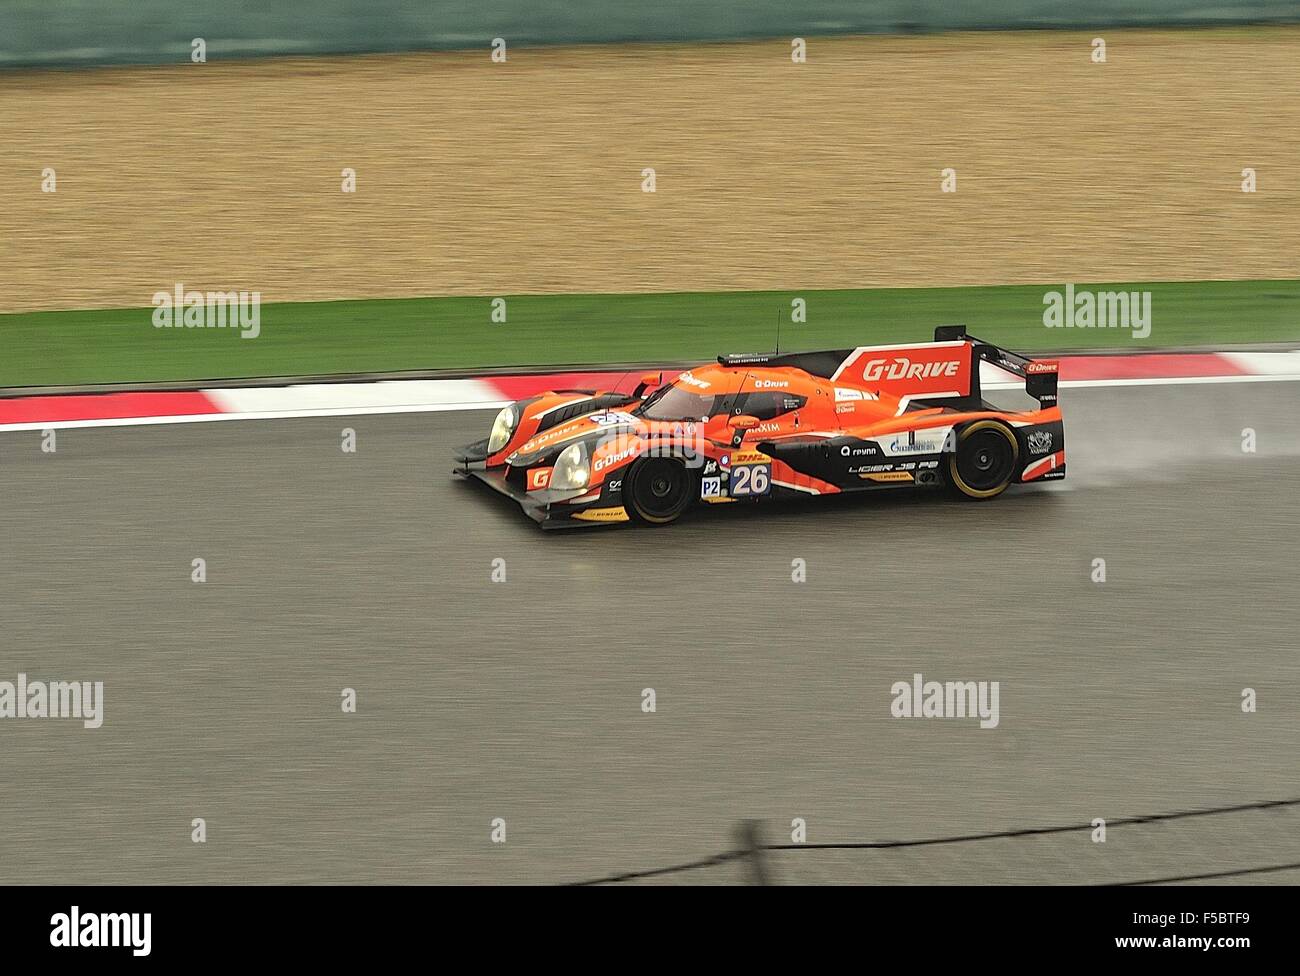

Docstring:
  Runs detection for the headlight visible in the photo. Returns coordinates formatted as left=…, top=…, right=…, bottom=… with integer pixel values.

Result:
left=487, top=405, right=518, bottom=453
left=550, top=442, right=590, bottom=490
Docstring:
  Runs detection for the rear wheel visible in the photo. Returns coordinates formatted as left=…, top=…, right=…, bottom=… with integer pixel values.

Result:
left=946, top=421, right=1019, bottom=499
left=625, top=457, right=693, bottom=525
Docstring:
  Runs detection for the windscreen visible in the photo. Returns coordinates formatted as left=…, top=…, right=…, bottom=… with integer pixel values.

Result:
left=636, top=384, right=717, bottom=421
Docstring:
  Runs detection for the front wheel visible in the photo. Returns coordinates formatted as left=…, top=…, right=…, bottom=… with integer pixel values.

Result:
left=625, top=457, right=693, bottom=525
left=946, top=421, right=1019, bottom=499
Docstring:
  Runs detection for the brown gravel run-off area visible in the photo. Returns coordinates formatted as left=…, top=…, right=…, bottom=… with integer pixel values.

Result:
left=2, top=29, right=1298, bottom=313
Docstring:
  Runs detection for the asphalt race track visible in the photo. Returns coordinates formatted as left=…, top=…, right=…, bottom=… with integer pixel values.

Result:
left=2, top=382, right=1298, bottom=884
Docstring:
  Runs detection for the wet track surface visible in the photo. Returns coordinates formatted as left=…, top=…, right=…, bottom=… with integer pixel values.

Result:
left=2, top=383, right=1299, bottom=884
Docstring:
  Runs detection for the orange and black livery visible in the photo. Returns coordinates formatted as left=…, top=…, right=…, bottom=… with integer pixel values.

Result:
left=454, top=325, right=1064, bottom=528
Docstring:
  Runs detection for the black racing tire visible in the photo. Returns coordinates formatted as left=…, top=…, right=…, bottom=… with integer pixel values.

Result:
left=946, top=420, right=1019, bottom=500
left=625, top=457, right=693, bottom=525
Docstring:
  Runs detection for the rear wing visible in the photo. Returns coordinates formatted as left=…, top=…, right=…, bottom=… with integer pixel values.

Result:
left=934, top=324, right=1058, bottom=408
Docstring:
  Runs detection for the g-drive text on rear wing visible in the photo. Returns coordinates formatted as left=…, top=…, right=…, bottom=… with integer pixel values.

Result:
left=934, top=324, right=1058, bottom=407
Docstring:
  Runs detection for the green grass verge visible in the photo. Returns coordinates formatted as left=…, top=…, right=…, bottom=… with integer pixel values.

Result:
left=4, top=279, right=1298, bottom=388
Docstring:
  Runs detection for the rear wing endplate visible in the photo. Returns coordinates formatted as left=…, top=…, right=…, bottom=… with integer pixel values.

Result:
left=934, top=324, right=1058, bottom=407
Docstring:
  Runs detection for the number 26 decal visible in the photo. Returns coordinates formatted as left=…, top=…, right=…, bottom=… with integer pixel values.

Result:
left=730, top=464, right=771, bottom=496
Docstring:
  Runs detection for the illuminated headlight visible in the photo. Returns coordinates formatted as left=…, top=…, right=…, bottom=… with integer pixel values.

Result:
left=487, top=405, right=518, bottom=453
left=550, top=442, right=590, bottom=490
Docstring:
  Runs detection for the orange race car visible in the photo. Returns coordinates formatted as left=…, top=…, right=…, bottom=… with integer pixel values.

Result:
left=453, top=325, right=1064, bottom=528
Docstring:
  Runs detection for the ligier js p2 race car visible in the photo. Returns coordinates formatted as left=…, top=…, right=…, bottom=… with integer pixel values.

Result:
left=453, top=326, right=1064, bottom=529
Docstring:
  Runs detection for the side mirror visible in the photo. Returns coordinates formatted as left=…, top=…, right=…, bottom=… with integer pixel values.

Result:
left=633, top=371, right=663, bottom=398
left=727, top=414, right=759, bottom=446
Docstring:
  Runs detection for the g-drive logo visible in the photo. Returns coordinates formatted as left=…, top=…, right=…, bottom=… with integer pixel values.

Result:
left=864, top=358, right=962, bottom=382
left=50, top=907, right=151, bottom=956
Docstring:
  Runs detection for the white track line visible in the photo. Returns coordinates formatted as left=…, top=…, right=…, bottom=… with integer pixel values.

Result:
left=209, top=378, right=499, bottom=412
left=990, top=374, right=1300, bottom=390
left=0, top=400, right=513, bottom=432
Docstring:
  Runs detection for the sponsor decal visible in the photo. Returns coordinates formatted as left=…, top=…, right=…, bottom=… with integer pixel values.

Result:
left=753, top=379, right=789, bottom=389
left=588, top=411, right=637, bottom=428
left=1027, top=430, right=1053, bottom=455
left=518, top=430, right=564, bottom=454
left=527, top=467, right=553, bottom=490
left=677, top=371, right=711, bottom=389
left=862, top=471, right=914, bottom=482
left=593, top=445, right=638, bottom=472
left=520, top=416, right=604, bottom=453
left=1021, top=450, right=1065, bottom=481
left=839, top=443, right=879, bottom=457
left=834, top=387, right=878, bottom=401
left=882, top=428, right=952, bottom=457
left=887, top=437, right=938, bottom=454
left=888, top=438, right=929, bottom=453
left=606, top=479, right=622, bottom=492
left=729, top=463, right=771, bottom=496
left=729, top=450, right=771, bottom=465
left=1026, top=360, right=1059, bottom=375
left=864, top=357, right=962, bottom=383
left=571, top=506, right=630, bottom=523
left=703, top=460, right=719, bottom=476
